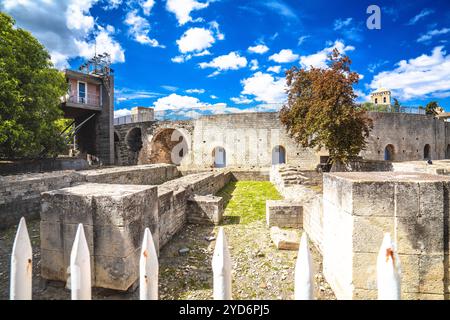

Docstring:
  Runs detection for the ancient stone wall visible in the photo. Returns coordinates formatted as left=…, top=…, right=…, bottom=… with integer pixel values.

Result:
left=0, top=164, right=180, bottom=229
left=361, top=112, right=450, bottom=162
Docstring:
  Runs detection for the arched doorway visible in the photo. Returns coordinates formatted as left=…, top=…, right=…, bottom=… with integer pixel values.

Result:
left=213, top=147, right=226, bottom=168
left=424, top=144, right=431, bottom=160
left=114, top=131, right=120, bottom=165
left=272, top=145, right=286, bottom=165
left=149, top=128, right=188, bottom=164
left=384, top=144, right=395, bottom=161
left=126, top=127, right=142, bottom=165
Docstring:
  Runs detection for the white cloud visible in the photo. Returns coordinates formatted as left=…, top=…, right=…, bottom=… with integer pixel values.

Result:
left=267, top=65, right=281, bottom=73
left=75, top=26, right=125, bottom=63
left=241, top=72, right=287, bottom=103
left=153, top=93, right=242, bottom=115
left=354, top=89, right=369, bottom=103
left=297, top=35, right=310, bottom=46
left=231, top=96, right=253, bottom=104
left=103, top=0, right=123, bottom=10
left=417, top=28, right=450, bottom=43
left=210, top=95, right=218, bottom=99
left=407, top=8, right=434, bottom=25
left=114, top=108, right=132, bottom=118
left=209, top=21, right=224, bottom=40
left=115, top=88, right=162, bottom=102
left=124, top=10, right=162, bottom=47
left=165, top=0, right=209, bottom=25
left=269, top=49, right=299, bottom=63
left=333, top=17, right=352, bottom=30
left=199, top=52, right=248, bottom=75
left=299, top=40, right=355, bottom=69
left=186, top=88, right=206, bottom=94
left=176, top=27, right=215, bottom=53
left=369, top=46, right=450, bottom=100
left=140, top=0, right=155, bottom=15
left=250, top=59, right=259, bottom=71
left=0, top=0, right=125, bottom=69
left=248, top=44, right=269, bottom=54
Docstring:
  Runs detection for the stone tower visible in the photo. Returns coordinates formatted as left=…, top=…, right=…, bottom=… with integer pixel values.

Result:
left=370, top=88, right=391, bottom=105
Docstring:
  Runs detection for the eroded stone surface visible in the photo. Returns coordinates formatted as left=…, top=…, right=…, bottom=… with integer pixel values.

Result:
left=270, top=227, right=300, bottom=250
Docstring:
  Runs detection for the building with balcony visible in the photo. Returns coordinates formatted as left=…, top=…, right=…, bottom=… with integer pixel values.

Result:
left=61, top=55, right=114, bottom=165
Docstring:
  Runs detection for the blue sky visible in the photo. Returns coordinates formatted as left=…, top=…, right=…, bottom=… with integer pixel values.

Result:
left=2, top=0, right=450, bottom=118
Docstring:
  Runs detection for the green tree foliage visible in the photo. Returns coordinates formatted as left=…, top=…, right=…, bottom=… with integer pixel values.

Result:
left=0, top=12, right=68, bottom=159
left=425, top=101, right=440, bottom=115
left=280, top=49, right=373, bottom=164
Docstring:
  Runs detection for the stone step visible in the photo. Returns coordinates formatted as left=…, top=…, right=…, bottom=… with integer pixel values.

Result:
left=270, top=227, right=300, bottom=250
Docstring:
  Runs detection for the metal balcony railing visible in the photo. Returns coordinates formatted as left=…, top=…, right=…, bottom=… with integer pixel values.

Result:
left=63, top=93, right=100, bottom=107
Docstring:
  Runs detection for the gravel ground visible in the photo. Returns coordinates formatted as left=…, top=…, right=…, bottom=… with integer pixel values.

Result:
left=0, top=182, right=335, bottom=300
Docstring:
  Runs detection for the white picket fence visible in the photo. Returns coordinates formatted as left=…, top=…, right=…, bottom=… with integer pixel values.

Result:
left=9, top=218, right=401, bottom=300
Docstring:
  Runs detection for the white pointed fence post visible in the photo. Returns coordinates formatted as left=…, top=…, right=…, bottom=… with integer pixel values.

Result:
left=377, top=233, right=401, bottom=300
left=212, top=227, right=232, bottom=300
left=140, top=228, right=158, bottom=300
left=294, top=233, right=314, bottom=300
left=70, top=224, right=91, bottom=300
left=10, top=217, right=32, bottom=300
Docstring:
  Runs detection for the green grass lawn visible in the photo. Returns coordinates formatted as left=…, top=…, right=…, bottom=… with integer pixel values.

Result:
left=217, top=181, right=282, bottom=224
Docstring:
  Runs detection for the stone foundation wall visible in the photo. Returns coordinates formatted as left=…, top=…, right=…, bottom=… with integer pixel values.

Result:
left=266, top=200, right=302, bottom=228
left=322, top=172, right=450, bottom=300
left=187, top=195, right=224, bottom=225
left=157, top=187, right=187, bottom=248
left=0, top=164, right=180, bottom=229
left=302, top=192, right=324, bottom=253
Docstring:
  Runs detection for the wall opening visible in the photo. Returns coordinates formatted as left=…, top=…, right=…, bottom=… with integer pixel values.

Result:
left=272, top=145, right=286, bottom=165
left=424, top=144, right=431, bottom=160
left=384, top=144, right=395, bottom=161
left=213, top=147, right=226, bottom=168
left=126, top=127, right=142, bottom=152
left=446, top=145, right=450, bottom=159
left=149, top=128, right=187, bottom=164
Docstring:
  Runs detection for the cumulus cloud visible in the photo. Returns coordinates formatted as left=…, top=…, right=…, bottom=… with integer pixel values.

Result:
left=153, top=93, right=242, bottom=116
left=140, top=0, right=155, bottom=15
left=248, top=44, right=269, bottom=54
left=124, top=10, right=163, bottom=47
left=165, top=0, right=209, bottom=25
left=199, top=52, right=248, bottom=76
left=269, top=49, right=299, bottom=63
left=417, top=28, right=450, bottom=43
left=176, top=27, right=215, bottom=53
left=369, top=46, right=450, bottom=100
left=230, top=96, right=253, bottom=104
left=114, top=108, right=132, bottom=118
left=0, top=0, right=125, bottom=69
left=299, top=40, right=355, bottom=69
left=241, top=72, right=287, bottom=103
left=267, top=65, right=281, bottom=73
left=249, top=59, right=259, bottom=71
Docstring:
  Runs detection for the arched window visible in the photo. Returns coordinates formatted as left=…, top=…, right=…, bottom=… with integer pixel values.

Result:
left=213, top=147, right=226, bottom=168
left=384, top=144, right=395, bottom=161
left=383, top=97, right=386, bottom=103
left=424, top=144, right=431, bottom=160
left=272, top=145, right=286, bottom=165
left=375, top=98, right=378, bottom=104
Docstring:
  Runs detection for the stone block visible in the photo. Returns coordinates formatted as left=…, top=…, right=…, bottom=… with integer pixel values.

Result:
left=187, top=194, right=223, bottom=225
left=270, top=227, right=300, bottom=250
left=266, top=200, right=302, bottom=228
left=40, top=183, right=158, bottom=291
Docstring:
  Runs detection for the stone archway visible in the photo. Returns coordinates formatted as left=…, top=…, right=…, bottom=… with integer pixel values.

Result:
left=148, top=128, right=188, bottom=165
left=384, top=144, right=395, bottom=161
left=424, top=144, right=431, bottom=160
left=125, top=127, right=142, bottom=165
left=212, top=146, right=226, bottom=168
left=272, top=145, right=286, bottom=165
